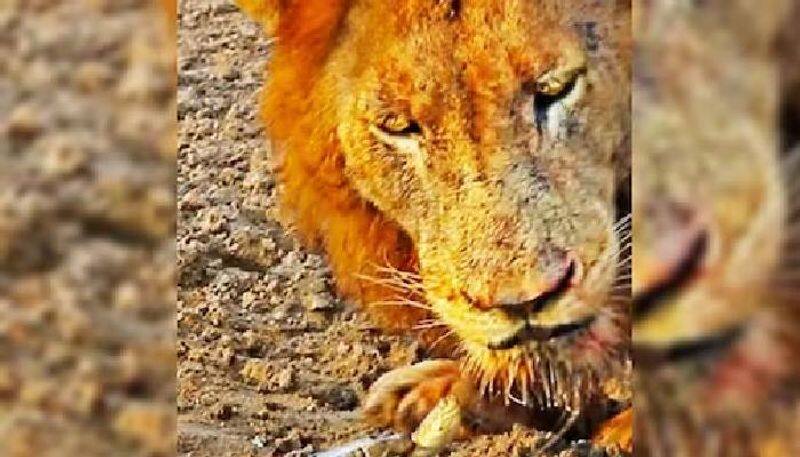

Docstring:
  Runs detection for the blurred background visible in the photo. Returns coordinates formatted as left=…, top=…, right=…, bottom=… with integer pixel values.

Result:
left=0, top=0, right=176, bottom=455
left=633, top=0, right=800, bottom=455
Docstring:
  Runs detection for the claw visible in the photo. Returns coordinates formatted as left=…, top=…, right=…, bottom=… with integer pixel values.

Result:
left=362, top=360, right=472, bottom=433
left=411, top=394, right=464, bottom=455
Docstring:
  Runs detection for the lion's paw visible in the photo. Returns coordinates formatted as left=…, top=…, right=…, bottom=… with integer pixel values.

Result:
left=362, top=360, right=474, bottom=435
left=593, top=407, right=633, bottom=453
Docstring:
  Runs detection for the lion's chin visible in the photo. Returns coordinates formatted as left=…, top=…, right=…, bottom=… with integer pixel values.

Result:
left=454, top=316, right=626, bottom=409
left=458, top=340, right=601, bottom=410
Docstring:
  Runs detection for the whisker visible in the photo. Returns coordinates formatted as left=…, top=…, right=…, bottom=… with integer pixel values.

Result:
left=384, top=278, right=426, bottom=291
left=428, top=330, right=454, bottom=352
left=617, top=253, right=633, bottom=265
left=370, top=300, right=432, bottom=311
left=596, top=239, right=631, bottom=266
left=415, top=318, right=439, bottom=325
left=613, top=214, right=632, bottom=231
left=355, top=273, right=426, bottom=293
left=371, top=296, right=425, bottom=303
left=538, top=409, right=580, bottom=453
left=374, top=268, right=422, bottom=281
left=368, top=261, right=423, bottom=277
left=616, top=231, right=632, bottom=246
left=372, top=270, right=424, bottom=285
left=413, top=322, right=448, bottom=331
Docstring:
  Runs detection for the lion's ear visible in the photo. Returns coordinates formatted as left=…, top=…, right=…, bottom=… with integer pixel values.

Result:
left=236, top=0, right=350, bottom=51
left=235, top=0, right=280, bottom=36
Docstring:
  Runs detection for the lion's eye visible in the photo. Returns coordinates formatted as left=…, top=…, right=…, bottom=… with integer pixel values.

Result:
left=370, top=112, right=424, bottom=155
left=531, top=68, right=586, bottom=135
left=376, top=113, right=422, bottom=136
left=535, top=74, right=573, bottom=97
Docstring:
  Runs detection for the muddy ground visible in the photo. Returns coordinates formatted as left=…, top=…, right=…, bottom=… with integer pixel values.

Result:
left=176, top=1, right=623, bottom=456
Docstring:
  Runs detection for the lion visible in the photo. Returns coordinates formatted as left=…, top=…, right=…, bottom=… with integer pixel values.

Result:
left=632, top=0, right=800, bottom=455
left=236, top=0, right=631, bottom=451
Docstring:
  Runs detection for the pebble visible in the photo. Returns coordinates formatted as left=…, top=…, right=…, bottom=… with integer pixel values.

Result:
left=210, top=402, right=235, bottom=420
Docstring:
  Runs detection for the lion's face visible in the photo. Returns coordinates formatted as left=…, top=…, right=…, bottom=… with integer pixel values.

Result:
left=632, top=1, right=784, bottom=353
left=323, top=0, right=630, bottom=401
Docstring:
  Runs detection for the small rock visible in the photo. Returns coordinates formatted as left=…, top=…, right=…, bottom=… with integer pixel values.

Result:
left=40, top=135, right=89, bottom=177
left=275, top=433, right=303, bottom=453
left=241, top=291, right=257, bottom=308
left=0, top=366, right=19, bottom=399
left=304, top=292, right=335, bottom=311
left=210, top=402, right=235, bottom=420
left=251, top=436, right=267, bottom=449
left=325, top=386, right=359, bottom=411
left=113, top=403, right=175, bottom=454
left=240, top=359, right=271, bottom=385
left=6, top=104, right=43, bottom=140
left=276, top=368, right=294, bottom=390
left=216, top=347, right=235, bottom=367
left=74, top=60, right=114, bottom=92
left=240, top=329, right=262, bottom=356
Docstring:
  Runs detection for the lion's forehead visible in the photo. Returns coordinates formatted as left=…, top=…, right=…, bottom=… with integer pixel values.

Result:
left=341, top=4, right=623, bottom=157
left=350, top=2, right=587, bottom=89
left=333, top=1, right=621, bottom=237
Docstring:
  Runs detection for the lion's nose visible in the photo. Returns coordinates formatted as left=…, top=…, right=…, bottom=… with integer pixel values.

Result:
left=633, top=200, right=708, bottom=317
left=495, top=256, right=579, bottom=315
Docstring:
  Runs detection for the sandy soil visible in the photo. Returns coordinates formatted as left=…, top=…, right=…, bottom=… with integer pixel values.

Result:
left=0, top=0, right=176, bottom=456
left=176, top=3, right=417, bottom=454
left=176, top=1, right=625, bottom=456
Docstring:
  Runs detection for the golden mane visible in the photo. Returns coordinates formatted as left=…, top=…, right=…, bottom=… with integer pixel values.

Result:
left=257, top=0, right=425, bottom=332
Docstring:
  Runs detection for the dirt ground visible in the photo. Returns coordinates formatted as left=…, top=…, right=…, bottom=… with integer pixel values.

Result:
left=176, top=1, right=624, bottom=456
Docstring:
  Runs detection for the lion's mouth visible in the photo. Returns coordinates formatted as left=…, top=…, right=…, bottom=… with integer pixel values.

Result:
left=487, top=315, right=596, bottom=350
left=633, top=324, right=745, bottom=368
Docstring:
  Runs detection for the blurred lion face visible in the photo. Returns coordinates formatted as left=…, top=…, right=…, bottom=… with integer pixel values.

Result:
left=632, top=1, right=796, bottom=453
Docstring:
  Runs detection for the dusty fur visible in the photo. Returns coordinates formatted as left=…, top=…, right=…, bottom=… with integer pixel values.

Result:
left=238, top=0, right=631, bottom=445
